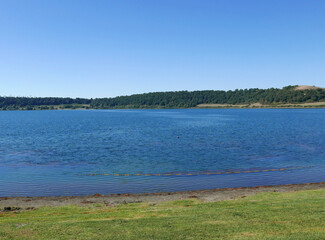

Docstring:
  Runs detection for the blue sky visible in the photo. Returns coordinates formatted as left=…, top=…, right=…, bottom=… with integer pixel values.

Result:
left=0, top=0, right=324, bottom=98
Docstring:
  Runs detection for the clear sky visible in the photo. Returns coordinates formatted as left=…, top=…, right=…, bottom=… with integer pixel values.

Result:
left=0, top=0, right=324, bottom=98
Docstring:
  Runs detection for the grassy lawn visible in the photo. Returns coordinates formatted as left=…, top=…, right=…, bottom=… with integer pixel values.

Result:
left=0, top=189, right=325, bottom=240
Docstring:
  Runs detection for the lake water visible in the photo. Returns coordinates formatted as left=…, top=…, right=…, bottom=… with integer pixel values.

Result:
left=0, top=109, right=324, bottom=197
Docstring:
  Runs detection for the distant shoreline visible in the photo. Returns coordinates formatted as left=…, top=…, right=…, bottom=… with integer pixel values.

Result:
left=1, top=100, right=325, bottom=111
left=1, top=103, right=325, bottom=111
left=1, top=85, right=325, bottom=110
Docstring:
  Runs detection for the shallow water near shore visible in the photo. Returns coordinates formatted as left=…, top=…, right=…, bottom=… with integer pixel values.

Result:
left=0, top=109, right=324, bottom=197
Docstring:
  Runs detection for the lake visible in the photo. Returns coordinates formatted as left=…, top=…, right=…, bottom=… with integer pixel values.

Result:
left=0, top=109, right=324, bottom=196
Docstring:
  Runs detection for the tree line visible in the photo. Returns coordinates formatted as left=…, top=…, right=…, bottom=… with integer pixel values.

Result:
left=90, top=86, right=325, bottom=108
left=0, top=97, right=91, bottom=110
left=1, top=86, right=325, bottom=110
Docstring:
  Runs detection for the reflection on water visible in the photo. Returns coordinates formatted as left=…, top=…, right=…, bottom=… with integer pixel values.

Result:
left=0, top=109, right=324, bottom=196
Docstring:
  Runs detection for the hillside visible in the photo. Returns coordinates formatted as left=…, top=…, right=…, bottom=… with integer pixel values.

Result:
left=1, top=85, right=325, bottom=110
left=90, top=85, right=325, bottom=109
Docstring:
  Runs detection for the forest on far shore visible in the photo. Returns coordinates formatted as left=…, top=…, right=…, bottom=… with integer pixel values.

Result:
left=1, top=85, right=325, bottom=110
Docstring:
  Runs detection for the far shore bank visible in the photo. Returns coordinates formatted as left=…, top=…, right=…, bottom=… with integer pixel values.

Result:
left=1, top=182, right=324, bottom=209
left=1, top=101, right=325, bottom=111
left=1, top=106, right=325, bottom=111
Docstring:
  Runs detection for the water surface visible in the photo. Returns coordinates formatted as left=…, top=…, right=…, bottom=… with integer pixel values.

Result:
left=0, top=109, right=324, bottom=196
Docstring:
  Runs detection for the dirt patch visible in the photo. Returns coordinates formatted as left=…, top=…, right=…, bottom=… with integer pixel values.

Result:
left=249, top=103, right=263, bottom=107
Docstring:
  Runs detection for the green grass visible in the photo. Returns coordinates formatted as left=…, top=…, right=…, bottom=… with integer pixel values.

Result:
left=1, top=189, right=325, bottom=239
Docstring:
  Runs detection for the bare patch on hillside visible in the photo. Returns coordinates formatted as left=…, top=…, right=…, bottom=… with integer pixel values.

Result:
left=295, top=85, right=323, bottom=90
